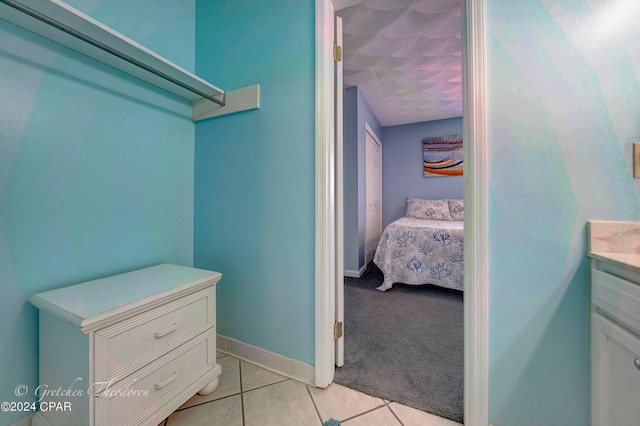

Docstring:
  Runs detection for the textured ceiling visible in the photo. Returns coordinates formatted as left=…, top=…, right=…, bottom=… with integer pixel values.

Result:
left=336, top=0, right=462, bottom=127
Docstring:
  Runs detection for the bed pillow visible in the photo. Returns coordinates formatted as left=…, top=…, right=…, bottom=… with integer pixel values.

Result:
left=447, top=199, right=464, bottom=221
left=406, top=198, right=452, bottom=220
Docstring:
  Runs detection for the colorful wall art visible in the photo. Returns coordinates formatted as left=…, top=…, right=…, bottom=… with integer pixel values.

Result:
left=423, top=134, right=463, bottom=177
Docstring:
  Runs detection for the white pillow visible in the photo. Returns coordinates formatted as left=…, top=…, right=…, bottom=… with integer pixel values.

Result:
left=406, top=198, right=451, bottom=220
left=447, top=199, right=464, bottom=221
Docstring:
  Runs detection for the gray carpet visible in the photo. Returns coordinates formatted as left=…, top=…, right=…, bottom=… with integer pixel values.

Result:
left=333, top=263, right=464, bottom=423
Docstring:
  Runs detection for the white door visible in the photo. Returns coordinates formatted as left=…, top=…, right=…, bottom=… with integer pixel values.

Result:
left=365, top=127, right=382, bottom=265
left=334, top=14, right=345, bottom=367
left=315, top=0, right=344, bottom=387
left=316, top=3, right=489, bottom=423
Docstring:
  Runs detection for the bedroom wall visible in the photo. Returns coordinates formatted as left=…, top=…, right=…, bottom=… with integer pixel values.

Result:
left=486, top=1, right=640, bottom=424
left=0, top=1, right=196, bottom=424
left=194, top=0, right=316, bottom=364
left=343, top=86, right=382, bottom=274
left=381, top=117, right=463, bottom=228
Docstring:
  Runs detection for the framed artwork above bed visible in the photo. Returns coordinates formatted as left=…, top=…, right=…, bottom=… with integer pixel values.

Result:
left=423, top=134, right=463, bottom=177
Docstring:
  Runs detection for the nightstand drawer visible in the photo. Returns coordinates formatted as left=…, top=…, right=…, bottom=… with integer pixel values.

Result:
left=94, top=287, right=215, bottom=382
left=95, top=333, right=214, bottom=426
left=592, top=269, right=640, bottom=335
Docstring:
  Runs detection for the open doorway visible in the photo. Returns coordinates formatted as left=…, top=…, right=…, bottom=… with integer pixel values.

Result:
left=334, top=0, right=464, bottom=422
left=314, top=0, right=489, bottom=424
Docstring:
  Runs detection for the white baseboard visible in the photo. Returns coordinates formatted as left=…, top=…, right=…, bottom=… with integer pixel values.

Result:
left=10, top=413, right=34, bottom=426
left=216, top=334, right=315, bottom=386
left=344, top=264, right=367, bottom=278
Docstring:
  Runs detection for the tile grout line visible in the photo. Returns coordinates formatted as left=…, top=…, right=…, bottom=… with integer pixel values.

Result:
left=170, top=354, right=434, bottom=425
left=174, top=357, right=292, bottom=417
left=303, top=382, right=405, bottom=425
left=176, top=392, right=241, bottom=411
left=239, top=360, right=246, bottom=426
left=339, top=403, right=390, bottom=424
left=305, top=384, right=326, bottom=425
left=174, top=357, right=243, bottom=413
left=385, top=403, right=406, bottom=426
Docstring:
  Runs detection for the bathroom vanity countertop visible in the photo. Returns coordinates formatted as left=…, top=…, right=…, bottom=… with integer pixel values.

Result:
left=587, top=220, right=640, bottom=272
left=588, top=251, right=640, bottom=272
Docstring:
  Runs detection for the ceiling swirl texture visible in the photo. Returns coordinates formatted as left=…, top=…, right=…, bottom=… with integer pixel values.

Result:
left=336, top=0, right=462, bottom=127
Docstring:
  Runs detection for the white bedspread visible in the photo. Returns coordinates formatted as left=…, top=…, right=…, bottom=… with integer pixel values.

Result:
left=373, top=217, right=464, bottom=292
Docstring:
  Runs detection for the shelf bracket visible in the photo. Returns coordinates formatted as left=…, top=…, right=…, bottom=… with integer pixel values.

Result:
left=192, top=84, right=261, bottom=122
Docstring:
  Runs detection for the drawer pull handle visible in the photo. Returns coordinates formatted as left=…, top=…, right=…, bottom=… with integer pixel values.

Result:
left=155, top=371, right=178, bottom=390
left=154, top=323, right=178, bottom=339
left=635, top=359, right=640, bottom=371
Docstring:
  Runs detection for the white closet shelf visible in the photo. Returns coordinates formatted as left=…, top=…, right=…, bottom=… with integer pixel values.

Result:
left=0, top=0, right=260, bottom=121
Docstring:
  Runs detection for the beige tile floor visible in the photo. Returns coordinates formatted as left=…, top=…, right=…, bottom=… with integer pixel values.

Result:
left=158, top=352, right=462, bottom=426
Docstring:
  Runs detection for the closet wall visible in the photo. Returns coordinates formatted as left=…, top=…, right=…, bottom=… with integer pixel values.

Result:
left=0, top=1, right=196, bottom=424
left=194, top=0, right=317, bottom=365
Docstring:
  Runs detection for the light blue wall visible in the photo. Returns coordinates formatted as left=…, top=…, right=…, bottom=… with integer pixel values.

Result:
left=344, top=87, right=359, bottom=273
left=381, top=118, right=463, bottom=228
left=6, top=2, right=637, bottom=424
left=63, top=0, right=195, bottom=72
left=486, top=1, right=640, bottom=424
left=0, top=2, right=195, bottom=424
left=194, top=0, right=316, bottom=364
left=343, top=87, right=382, bottom=273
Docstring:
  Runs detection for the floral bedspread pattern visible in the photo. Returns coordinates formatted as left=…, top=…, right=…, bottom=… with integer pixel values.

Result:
left=373, top=217, right=464, bottom=292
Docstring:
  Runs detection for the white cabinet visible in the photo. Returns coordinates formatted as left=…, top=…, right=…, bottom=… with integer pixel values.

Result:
left=588, top=220, right=640, bottom=426
left=591, top=268, right=640, bottom=426
left=29, top=264, right=222, bottom=426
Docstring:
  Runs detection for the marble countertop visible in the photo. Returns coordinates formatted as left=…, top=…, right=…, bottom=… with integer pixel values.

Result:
left=588, top=251, right=640, bottom=271
left=588, top=220, right=640, bottom=271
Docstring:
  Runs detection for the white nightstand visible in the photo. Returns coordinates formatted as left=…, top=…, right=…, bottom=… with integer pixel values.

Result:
left=29, top=264, right=222, bottom=426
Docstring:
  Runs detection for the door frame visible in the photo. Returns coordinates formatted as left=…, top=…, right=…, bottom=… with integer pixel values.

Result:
left=315, top=0, right=338, bottom=387
left=314, top=0, right=489, bottom=424
left=461, top=0, right=489, bottom=423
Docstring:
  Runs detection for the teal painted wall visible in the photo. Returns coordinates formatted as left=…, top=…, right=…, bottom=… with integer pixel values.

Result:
left=0, top=2, right=195, bottom=424
left=63, top=0, right=195, bottom=72
left=194, top=0, right=316, bottom=364
left=343, top=86, right=382, bottom=273
left=6, top=2, right=637, bottom=423
left=486, top=1, right=640, bottom=424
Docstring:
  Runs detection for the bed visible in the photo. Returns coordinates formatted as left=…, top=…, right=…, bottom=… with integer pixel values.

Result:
left=373, top=198, right=464, bottom=292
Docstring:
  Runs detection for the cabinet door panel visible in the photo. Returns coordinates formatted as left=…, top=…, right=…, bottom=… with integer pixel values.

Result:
left=592, top=313, right=640, bottom=426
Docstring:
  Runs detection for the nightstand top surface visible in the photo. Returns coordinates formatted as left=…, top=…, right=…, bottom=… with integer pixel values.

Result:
left=29, top=264, right=221, bottom=331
